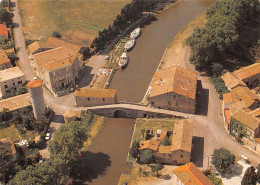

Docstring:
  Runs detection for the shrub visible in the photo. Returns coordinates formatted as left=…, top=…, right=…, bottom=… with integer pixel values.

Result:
left=52, top=31, right=61, bottom=38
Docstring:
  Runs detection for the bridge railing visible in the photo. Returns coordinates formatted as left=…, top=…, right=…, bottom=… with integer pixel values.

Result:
left=116, top=101, right=147, bottom=107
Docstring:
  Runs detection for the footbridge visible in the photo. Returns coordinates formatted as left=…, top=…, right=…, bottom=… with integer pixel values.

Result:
left=84, top=102, right=193, bottom=118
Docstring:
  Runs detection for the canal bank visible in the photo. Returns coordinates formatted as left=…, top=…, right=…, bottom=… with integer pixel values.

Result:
left=109, top=0, right=215, bottom=103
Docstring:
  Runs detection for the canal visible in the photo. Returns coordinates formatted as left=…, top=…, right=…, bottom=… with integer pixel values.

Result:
left=109, top=0, right=215, bottom=103
left=71, top=118, right=135, bottom=185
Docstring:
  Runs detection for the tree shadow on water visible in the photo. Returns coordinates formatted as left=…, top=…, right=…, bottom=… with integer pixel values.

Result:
left=70, top=151, right=111, bottom=185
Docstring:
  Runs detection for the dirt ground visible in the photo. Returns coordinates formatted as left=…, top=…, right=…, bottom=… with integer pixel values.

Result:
left=18, top=0, right=130, bottom=45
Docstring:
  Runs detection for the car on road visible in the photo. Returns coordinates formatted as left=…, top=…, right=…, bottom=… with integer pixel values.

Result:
left=105, top=55, right=110, bottom=60
left=45, top=133, right=51, bottom=140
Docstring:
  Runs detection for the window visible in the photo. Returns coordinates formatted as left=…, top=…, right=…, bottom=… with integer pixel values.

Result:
left=66, top=68, right=68, bottom=71
left=168, top=154, right=171, bottom=157
left=87, top=98, right=90, bottom=101
left=18, top=81, right=22, bottom=84
left=13, top=82, right=15, bottom=86
left=173, top=95, right=175, bottom=99
left=180, top=155, right=183, bottom=158
left=103, top=98, right=105, bottom=101
left=163, top=154, right=165, bottom=157
left=53, top=72, right=56, bottom=75
left=5, top=85, right=8, bottom=88
left=151, top=102, right=154, bottom=106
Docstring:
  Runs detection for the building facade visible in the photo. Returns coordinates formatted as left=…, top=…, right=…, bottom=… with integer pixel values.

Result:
left=0, top=66, right=25, bottom=98
left=150, top=66, right=197, bottom=114
left=75, top=88, right=117, bottom=107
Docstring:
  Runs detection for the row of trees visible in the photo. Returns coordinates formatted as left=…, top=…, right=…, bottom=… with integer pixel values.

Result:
left=9, top=121, right=89, bottom=184
left=186, top=0, right=260, bottom=74
left=90, top=0, right=166, bottom=52
left=0, top=1, right=12, bottom=26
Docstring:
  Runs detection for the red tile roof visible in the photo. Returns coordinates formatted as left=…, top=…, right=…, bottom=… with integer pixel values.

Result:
left=173, top=162, right=213, bottom=185
left=0, top=24, right=8, bottom=37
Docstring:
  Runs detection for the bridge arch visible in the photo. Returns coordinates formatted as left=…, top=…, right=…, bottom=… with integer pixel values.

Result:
left=114, top=109, right=127, bottom=118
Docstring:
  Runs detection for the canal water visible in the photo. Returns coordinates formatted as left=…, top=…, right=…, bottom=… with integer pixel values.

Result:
left=71, top=118, right=134, bottom=185
left=109, top=0, right=215, bottom=103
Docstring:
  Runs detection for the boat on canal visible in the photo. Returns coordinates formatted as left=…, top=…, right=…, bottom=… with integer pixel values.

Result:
left=130, top=27, right=141, bottom=39
left=118, top=52, right=128, bottom=69
left=124, top=39, right=135, bottom=51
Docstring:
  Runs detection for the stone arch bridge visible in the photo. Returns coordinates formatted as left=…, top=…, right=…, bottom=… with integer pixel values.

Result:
left=84, top=102, right=192, bottom=118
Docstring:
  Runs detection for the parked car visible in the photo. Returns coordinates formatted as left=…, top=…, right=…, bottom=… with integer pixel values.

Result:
left=105, top=55, right=110, bottom=60
left=45, top=133, right=51, bottom=140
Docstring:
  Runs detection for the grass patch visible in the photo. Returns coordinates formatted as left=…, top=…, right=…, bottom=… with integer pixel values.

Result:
left=18, top=0, right=130, bottom=45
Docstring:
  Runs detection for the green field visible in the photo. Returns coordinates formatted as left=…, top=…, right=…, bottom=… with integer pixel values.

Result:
left=18, top=0, right=131, bottom=45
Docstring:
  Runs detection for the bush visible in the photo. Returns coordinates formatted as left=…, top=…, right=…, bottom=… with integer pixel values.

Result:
left=210, top=76, right=230, bottom=99
left=241, top=166, right=257, bottom=185
left=52, top=31, right=61, bottom=38
left=160, top=136, right=170, bottom=146
left=129, top=140, right=139, bottom=158
left=212, top=63, right=224, bottom=76
left=141, top=150, right=154, bottom=164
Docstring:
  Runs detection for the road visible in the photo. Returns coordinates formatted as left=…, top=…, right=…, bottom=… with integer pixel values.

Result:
left=11, top=0, right=259, bottom=168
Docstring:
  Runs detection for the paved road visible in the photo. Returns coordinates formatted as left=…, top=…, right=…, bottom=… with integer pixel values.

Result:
left=12, top=0, right=259, bottom=168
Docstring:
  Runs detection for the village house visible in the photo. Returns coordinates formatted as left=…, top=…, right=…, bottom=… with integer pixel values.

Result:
left=230, top=109, right=260, bottom=151
left=172, top=162, right=213, bottom=185
left=29, top=37, right=85, bottom=94
left=0, top=66, right=25, bottom=98
left=0, top=49, right=11, bottom=70
left=0, top=24, right=9, bottom=39
left=0, top=93, right=31, bottom=112
left=149, top=66, right=197, bottom=114
left=221, top=63, right=260, bottom=89
left=139, top=119, right=193, bottom=165
left=75, top=88, right=117, bottom=107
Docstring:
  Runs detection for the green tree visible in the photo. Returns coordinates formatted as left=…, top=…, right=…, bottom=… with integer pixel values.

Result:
left=151, top=164, right=164, bottom=177
left=0, top=4, right=12, bottom=25
left=141, top=150, right=154, bottom=164
left=129, top=140, right=140, bottom=158
left=211, top=63, right=224, bottom=76
left=160, top=136, right=170, bottom=146
left=141, top=128, right=145, bottom=139
left=52, top=31, right=61, bottom=38
left=211, top=148, right=235, bottom=173
left=241, top=166, right=257, bottom=185
left=16, top=86, right=28, bottom=95
left=207, top=174, right=223, bottom=185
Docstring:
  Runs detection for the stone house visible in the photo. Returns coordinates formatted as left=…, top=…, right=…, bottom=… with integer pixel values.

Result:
left=0, top=50, right=11, bottom=70
left=172, top=162, right=213, bottom=185
left=221, top=72, right=247, bottom=91
left=0, top=66, right=25, bottom=98
left=29, top=37, right=85, bottom=94
left=149, top=66, right=197, bottom=114
left=75, top=88, right=117, bottom=107
left=139, top=119, right=193, bottom=165
left=231, top=109, right=260, bottom=150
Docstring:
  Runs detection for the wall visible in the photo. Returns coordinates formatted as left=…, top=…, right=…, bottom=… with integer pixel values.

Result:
left=150, top=92, right=196, bottom=114
left=0, top=75, right=25, bottom=97
left=0, top=61, right=11, bottom=70
left=171, top=150, right=190, bottom=165
left=76, top=96, right=117, bottom=107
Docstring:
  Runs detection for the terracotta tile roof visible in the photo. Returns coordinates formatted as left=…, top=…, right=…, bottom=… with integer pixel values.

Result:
left=254, top=138, right=260, bottom=144
left=75, top=88, right=117, bottom=98
left=221, top=72, right=246, bottom=89
left=223, top=92, right=233, bottom=104
left=150, top=66, right=197, bottom=99
left=224, top=109, right=231, bottom=125
left=0, top=93, right=31, bottom=112
left=173, top=162, right=213, bottom=185
left=249, top=108, right=260, bottom=118
left=28, top=41, right=51, bottom=54
left=232, top=109, right=260, bottom=130
left=232, top=86, right=258, bottom=108
left=0, top=24, right=8, bottom=37
left=171, top=119, right=193, bottom=152
left=0, top=49, right=10, bottom=65
left=46, top=37, right=82, bottom=54
left=139, top=139, right=159, bottom=151
left=27, top=80, right=42, bottom=88
left=63, top=110, right=80, bottom=118
left=157, top=145, right=172, bottom=154
left=159, top=129, right=167, bottom=141
left=33, top=46, right=78, bottom=72
left=233, top=63, right=260, bottom=81
left=231, top=101, right=245, bottom=113
left=0, top=66, right=25, bottom=81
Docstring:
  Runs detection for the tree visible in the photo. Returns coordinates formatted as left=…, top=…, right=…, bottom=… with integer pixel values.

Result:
left=129, top=140, right=139, bottom=158
left=211, top=63, right=224, bottom=76
left=141, top=128, right=145, bottom=139
left=211, top=148, right=235, bottom=173
left=160, top=136, right=170, bottom=146
left=256, top=163, right=260, bottom=184
left=141, top=150, right=154, bottom=164
left=207, top=174, right=223, bottom=185
left=0, top=4, right=12, bottom=25
left=52, top=31, right=61, bottom=38
left=241, top=166, right=257, bottom=185
left=152, top=164, right=164, bottom=177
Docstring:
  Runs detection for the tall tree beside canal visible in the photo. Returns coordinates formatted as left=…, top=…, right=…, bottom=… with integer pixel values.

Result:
left=186, top=0, right=260, bottom=73
left=90, top=0, right=166, bottom=52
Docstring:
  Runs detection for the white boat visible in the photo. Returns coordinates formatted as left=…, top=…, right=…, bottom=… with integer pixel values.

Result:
left=124, top=39, right=135, bottom=51
left=130, top=27, right=141, bottom=39
left=118, top=52, right=129, bottom=69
